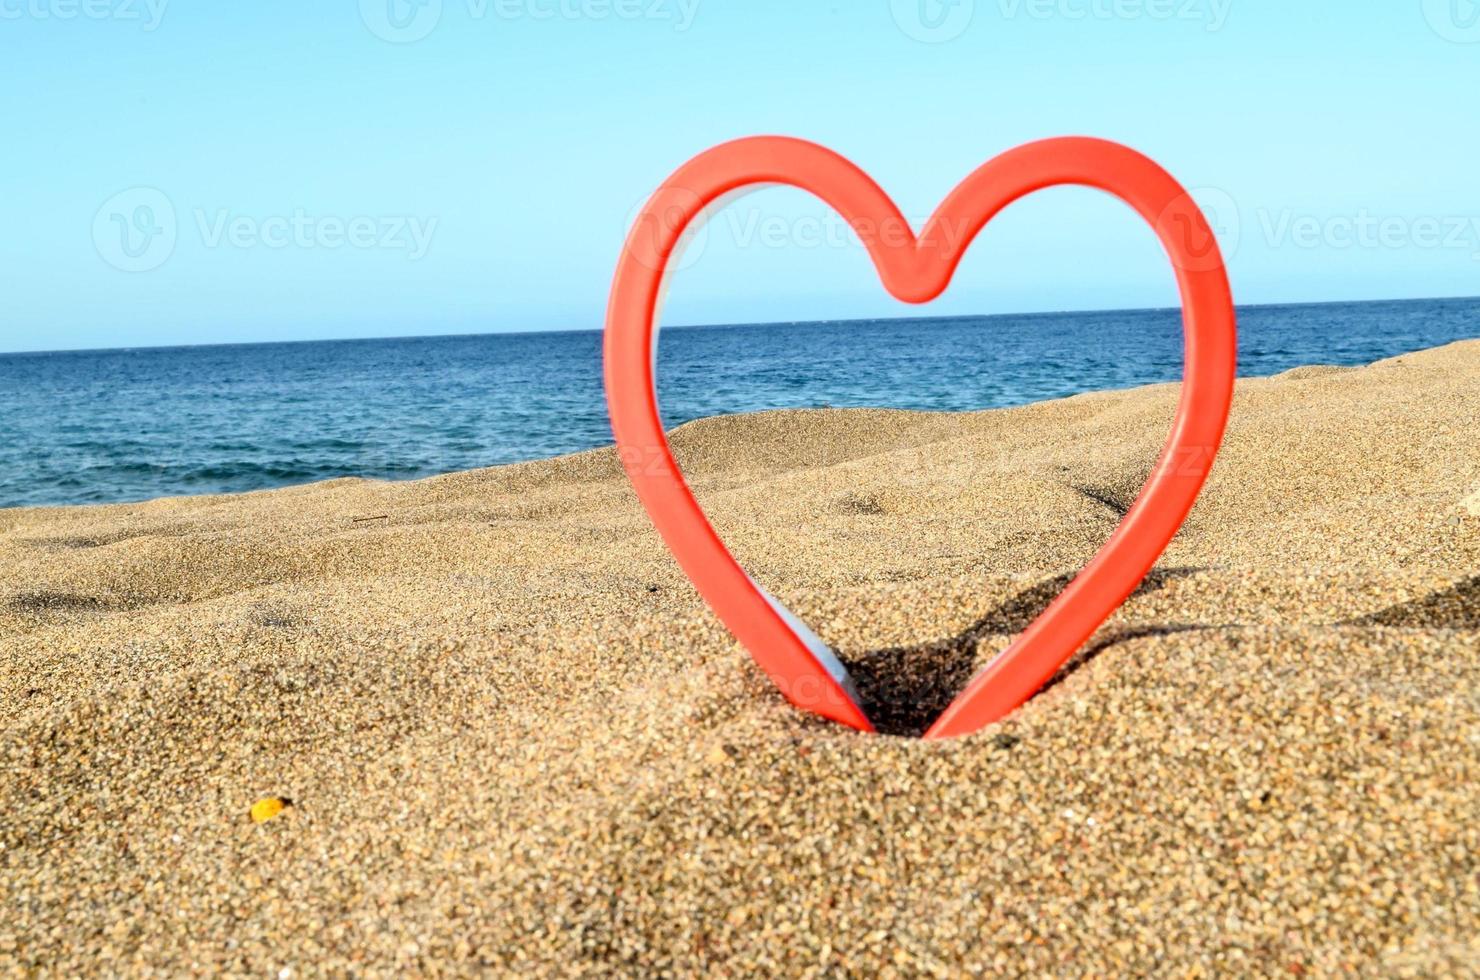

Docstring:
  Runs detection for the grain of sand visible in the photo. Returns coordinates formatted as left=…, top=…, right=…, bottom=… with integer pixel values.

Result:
left=3, top=341, right=1478, bottom=976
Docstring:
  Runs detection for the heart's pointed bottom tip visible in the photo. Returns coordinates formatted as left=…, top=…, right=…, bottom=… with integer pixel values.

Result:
left=810, top=700, right=875, bottom=734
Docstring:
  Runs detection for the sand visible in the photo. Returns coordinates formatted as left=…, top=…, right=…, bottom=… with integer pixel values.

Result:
left=2, top=340, right=1478, bottom=976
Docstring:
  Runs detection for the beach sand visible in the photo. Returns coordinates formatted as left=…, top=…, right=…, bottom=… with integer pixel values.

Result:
left=3, top=340, right=1478, bottom=976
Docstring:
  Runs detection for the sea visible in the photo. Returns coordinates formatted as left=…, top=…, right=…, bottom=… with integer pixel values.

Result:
left=1, top=297, right=1475, bottom=509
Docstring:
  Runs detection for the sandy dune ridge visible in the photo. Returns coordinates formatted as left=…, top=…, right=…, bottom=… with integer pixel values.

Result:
left=2, top=341, right=1478, bottom=975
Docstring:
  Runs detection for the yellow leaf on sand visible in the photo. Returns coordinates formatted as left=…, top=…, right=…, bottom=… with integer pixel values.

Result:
left=251, top=797, right=289, bottom=823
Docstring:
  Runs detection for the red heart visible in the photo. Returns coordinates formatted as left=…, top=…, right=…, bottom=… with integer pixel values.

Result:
left=604, top=137, right=1236, bottom=739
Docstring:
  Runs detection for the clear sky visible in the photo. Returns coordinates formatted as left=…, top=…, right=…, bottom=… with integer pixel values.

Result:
left=2, top=1, right=1478, bottom=352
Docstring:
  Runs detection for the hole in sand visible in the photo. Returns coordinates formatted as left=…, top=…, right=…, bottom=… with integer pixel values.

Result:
left=839, top=566, right=1204, bottom=736
left=836, top=492, right=888, bottom=516
left=7, top=590, right=122, bottom=614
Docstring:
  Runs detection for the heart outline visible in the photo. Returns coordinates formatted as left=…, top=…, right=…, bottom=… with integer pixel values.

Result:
left=604, top=136, right=1236, bottom=739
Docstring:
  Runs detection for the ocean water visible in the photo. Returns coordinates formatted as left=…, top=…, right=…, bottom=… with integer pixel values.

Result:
left=1, top=297, right=1475, bottom=509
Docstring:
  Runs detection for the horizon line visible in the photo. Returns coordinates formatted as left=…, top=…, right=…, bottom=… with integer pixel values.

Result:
left=4, top=293, right=1477, bottom=358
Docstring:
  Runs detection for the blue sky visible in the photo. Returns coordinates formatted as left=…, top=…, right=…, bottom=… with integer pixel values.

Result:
left=1, top=1, right=1478, bottom=352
